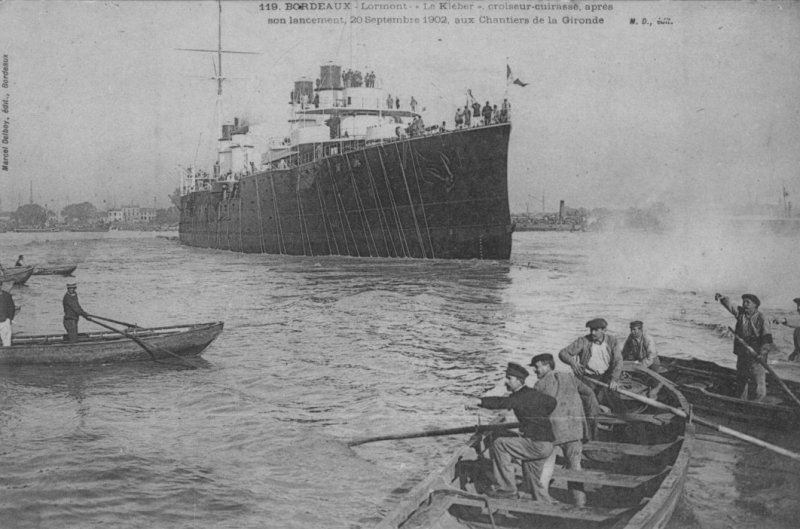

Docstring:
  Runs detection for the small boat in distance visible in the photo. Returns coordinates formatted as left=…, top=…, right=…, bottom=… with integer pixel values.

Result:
left=0, top=266, right=35, bottom=285
left=657, top=355, right=800, bottom=430
left=0, top=322, right=223, bottom=365
left=32, top=264, right=78, bottom=276
left=368, top=364, right=693, bottom=529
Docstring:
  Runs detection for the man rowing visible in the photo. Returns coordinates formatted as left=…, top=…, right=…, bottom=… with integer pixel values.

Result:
left=478, top=362, right=557, bottom=501
left=622, top=320, right=659, bottom=367
left=773, top=297, right=800, bottom=361
left=63, top=282, right=88, bottom=343
left=715, top=292, right=775, bottom=401
left=0, top=278, right=15, bottom=347
left=559, top=318, right=623, bottom=412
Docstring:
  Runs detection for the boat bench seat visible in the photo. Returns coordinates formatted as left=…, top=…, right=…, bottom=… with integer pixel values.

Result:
left=598, top=412, right=675, bottom=426
left=450, top=495, right=635, bottom=522
left=583, top=439, right=680, bottom=458
left=552, top=467, right=665, bottom=488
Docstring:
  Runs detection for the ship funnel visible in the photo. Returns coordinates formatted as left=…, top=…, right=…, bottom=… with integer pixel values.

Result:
left=293, top=79, right=314, bottom=105
left=319, top=63, right=343, bottom=90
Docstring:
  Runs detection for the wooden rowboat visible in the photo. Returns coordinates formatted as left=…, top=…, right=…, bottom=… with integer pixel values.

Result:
left=370, top=364, right=693, bottom=529
left=0, top=322, right=223, bottom=365
left=656, top=355, right=800, bottom=430
left=0, top=266, right=35, bottom=285
left=32, top=264, right=78, bottom=276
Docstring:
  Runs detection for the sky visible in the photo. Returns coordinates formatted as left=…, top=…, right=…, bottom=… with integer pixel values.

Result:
left=0, top=0, right=799, bottom=215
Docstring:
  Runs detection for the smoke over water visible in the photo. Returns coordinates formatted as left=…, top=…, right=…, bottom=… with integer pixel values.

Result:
left=586, top=209, right=800, bottom=308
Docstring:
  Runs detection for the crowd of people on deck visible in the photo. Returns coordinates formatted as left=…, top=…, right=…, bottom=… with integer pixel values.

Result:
left=454, top=98, right=511, bottom=129
left=472, top=294, right=800, bottom=503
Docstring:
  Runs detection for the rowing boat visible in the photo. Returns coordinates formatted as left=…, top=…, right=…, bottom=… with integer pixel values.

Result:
left=0, top=322, right=223, bottom=365
left=656, top=355, right=800, bottom=430
left=32, top=264, right=78, bottom=276
left=1, top=266, right=35, bottom=285
left=370, top=364, right=693, bottom=529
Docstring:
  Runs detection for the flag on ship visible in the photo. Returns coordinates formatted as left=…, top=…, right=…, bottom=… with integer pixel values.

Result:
left=507, top=64, right=528, bottom=87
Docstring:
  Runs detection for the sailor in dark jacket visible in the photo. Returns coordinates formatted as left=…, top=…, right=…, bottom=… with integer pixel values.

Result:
left=63, top=282, right=88, bottom=343
left=0, top=278, right=15, bottom=346
left=479, top=362, right=557, bottom=501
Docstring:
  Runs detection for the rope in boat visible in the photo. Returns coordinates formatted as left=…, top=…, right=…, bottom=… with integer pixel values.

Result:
left=314, top=174, right=335, bottom=255
left=344, top=153, right=379, bottom=256
left=253, top=175, right=266, bottom=253
left=325, top=157, right=359, bottom=257
left=377, top=145, right=411, bottom=257
left=394, top=142, right=427, bottom=258
left=407, top=144, right=436, bottom=259
left=269, top=172, right=286, bottom=254
left=362, top=149, right=396, bottom=257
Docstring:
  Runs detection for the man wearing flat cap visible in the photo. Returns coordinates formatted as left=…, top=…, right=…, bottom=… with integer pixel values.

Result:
left=478, top=362, right=557, bottom=501
left=622, top=321, right=659, bottom=368
left=530, top=353, right=597, bottom=507
left=63, top=283, right=89, bottom=343
left=773, top=297, right=800, bottom=362
left=715, top=292, right=775, bottom=400
left=0, top=278, right=15, bottom=347
left=558, top=318, right=623, bottom=388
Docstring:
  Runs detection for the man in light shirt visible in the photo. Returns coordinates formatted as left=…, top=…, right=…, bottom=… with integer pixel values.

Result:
left=558, top=318, right=623, bottom=410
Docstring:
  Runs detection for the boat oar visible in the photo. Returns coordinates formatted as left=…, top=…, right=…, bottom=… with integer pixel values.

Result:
left=589, top=376, right=800, bottom=462
left=86, top=313, right=142, bottom=329
left=726, top=326, right=800, bottom=411
left=85, top=316, right=198, bottom=369
left=348, top=421, right=521, bottom=447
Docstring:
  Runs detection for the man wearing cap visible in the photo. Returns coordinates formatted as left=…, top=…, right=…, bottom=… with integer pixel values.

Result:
left=715, top=292, right=775, bottom=401
left=0, top=278, right=15, bottom=346
left=478, top=362, right=557, bottom=501
left=558, top=318, right=623, bottom=387
left=530, top=353, right=596, bottom=507
left=63, top=283, right=88, bottom=343
left=773, top=297, right=800, bottom=362
left=622, top=321, right=659, bottom=368
left=14, top=255, right=24, bottom=267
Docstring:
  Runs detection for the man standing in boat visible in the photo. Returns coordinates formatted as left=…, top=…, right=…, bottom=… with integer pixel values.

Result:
left=773, top=297, right=800, bottom=361
left=0, top=278, right=15, bottom=346
left=63, top=282, right=88, bottom=343
left=559, top=318, right=622, bottom=388
left=622, top=320, right=659, bottom=368
left=530, top=353, right=596, bottom=507
left=715, top=293, right=775, bottom=401
left=478, top=362, right=557, bottom=501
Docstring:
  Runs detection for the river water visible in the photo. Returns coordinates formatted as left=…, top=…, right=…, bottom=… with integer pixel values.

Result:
left=1, top=226, right=799, bottom=529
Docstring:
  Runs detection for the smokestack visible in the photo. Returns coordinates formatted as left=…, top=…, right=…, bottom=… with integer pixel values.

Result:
left=559, top=200, right=565, bottom=222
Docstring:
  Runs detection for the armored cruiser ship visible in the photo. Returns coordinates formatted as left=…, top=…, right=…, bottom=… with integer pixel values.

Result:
left=178, top=63, right=512, bottom=260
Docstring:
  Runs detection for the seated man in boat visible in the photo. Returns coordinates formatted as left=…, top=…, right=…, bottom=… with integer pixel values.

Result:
left=773, top=296, right=800, bottom=361
left=530, top=353, right=597, bottom=507
left=715, top=292, right=775, bottom=401
left=621, top=320, right=659, bottom=368
left=14, top=255, right=24, bottom=267
left=559, top=318, right=623, bottom=414
left=63, top=282, right=89, bottom=343
left=0, top=277, right=15, bottom=347
left=478, top=362, right=557, bottom=501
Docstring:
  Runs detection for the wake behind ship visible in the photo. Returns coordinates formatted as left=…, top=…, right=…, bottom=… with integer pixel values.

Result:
left=179, top=63, right=512, bottom=260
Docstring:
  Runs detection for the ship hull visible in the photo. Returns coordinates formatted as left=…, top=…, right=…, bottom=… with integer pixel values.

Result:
left=179, top=124, right=512, bottom=260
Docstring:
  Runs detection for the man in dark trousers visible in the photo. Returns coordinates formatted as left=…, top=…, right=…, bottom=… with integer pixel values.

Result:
left=0, top=278, right=15, bottom=346
left=63, top=282, right=88, bottom=343
left=478, top=362, right=557, bottom=501
left=716, top=292, right=775, bottom=400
